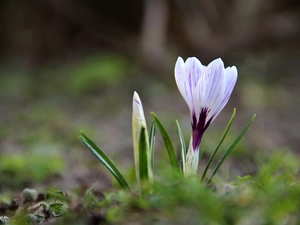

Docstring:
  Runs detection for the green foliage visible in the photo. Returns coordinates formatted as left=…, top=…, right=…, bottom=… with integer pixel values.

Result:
left=11, top=189, right=69, bottom=225
left=2, top=150, right=300, bottom=224
left=138, top=127, right=150, bottom=192
left=201, top=108, right=236, bottom=182
left=206, top=113, right=256, bottom=185
left=151, top=112, right=179, bottom=172
left=48, top=202, right=68, bottom=215
left=68, top=54, right=129, bottom=94
left=148, top=121, right=156, bottom=174
left=123, top=152, right=300, bottom=223
left=0, top=54, right=129, bottom=98
left=80, top=97, right=255, bottom=197
left=45, top=190, right=70, bottom=203
left=176, top=120, right=186, bottom=173
left=0, top=149, right=65, bottom=188
left=80, top=132, right=131, bottom=191
left=71, top=154, right=300, bottom=224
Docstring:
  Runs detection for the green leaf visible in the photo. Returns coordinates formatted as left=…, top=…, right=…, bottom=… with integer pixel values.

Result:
left=45, top=190, right=68, bottom=202
left=201, top=108, right=236, bottom=182
left=149, top=121, right=156, bottom=174
left=49, top=202, right=68, bottom=215
left=176, top=120, right=186, bottom=174
left=151, top=113, right=179, bottom=172
left=139, top=127, right=149, bottom=183
left=206, top=114, right=256, bottom=185
left=80, top=132, right=131, bottom=191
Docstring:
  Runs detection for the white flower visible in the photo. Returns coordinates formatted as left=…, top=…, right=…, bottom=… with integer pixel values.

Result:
left=174, top=57, right=238, bottom=174
left=132, top=92, right=152, bottom=186
left=132, top=92, right=148, bottom=133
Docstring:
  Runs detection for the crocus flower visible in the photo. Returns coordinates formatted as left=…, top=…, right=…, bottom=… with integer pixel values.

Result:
left=132, top=92, right=152, bottom=187
left=174, top=57, right=238, bottom=175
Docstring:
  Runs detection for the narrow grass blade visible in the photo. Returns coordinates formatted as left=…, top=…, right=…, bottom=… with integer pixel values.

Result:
left=139, top=127, right=149, bottom=182
left=151, top=112, right=179, bottom=172
left=176, top=120, right=186, bottom=174
left=201, top=108, right=236, bottom=182
left=206, top=114, right=256, bottom=185
left=80, top=132, right=131, bottom=191
left=149, top=121, right=156, bottom=173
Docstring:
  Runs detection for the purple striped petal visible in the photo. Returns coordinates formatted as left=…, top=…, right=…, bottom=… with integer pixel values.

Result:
left=175, top=57, right=205, bottom=117
left=195, top=58, right=225, bottom=122
left=213, top=66, right=238, bottom=119
left=184, top=57, right=205, bottom=90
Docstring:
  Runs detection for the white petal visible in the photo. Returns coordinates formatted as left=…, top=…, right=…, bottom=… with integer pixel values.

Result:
left=185, top=57, right=206, bottom=115
left=213, top=66, right=238, bottom=119
left=224, top=66, right=238, bottom=100
left=132, top=91, right=147, bottom=128
left=196, top=58, right=225, bottom=121
left=175, top=57, right=205, bottom=115
left=174, top=57, right=185, bottom=92
left=175, top=57, right=192, bottom=111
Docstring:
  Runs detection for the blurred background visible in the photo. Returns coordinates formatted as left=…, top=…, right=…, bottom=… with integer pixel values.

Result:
left=0, top=0, right=299, bottom=192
